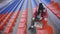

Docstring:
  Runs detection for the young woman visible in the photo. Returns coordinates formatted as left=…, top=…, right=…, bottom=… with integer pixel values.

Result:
left=35, top=3, right=45, bottom=21
left=28, top=3, right=45, bottom=30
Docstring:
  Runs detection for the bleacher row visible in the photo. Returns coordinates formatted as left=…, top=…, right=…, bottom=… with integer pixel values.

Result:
left=0, top=0, right=28, bottom=34
left=0, top=12, right=8, bottom=22
left=17, top=9, right=28, bottom=34
left=40, top=0, right=60, bottom=19
left=16, top=0, right=28, bottom=34
left=4, top=11, right=20, bottom=34
left=0, top=11, right=13, bottom=30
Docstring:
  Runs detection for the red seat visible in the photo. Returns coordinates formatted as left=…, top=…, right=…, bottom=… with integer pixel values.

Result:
left=56, top=7, right=60, bottom=13
left=0, top=14, right=4, bottom=17
left=17, top=28, right=26, bottom=34
left=20, top=18, right=27, bottom=24
left=36, top=14, right=54, bottom=34
left=21, top=15, right=27, bottom=17
left=20, top=18, right=27, bottom=22
left=4, top=26, right=12, bottom=34
left=21, top=14, right=27, bottom=17
left=37, top=20, right=54, bottom=34
left=22, top=12, right=27, bottom=15
left=0, top=13, right=8, bottom=22
left=37, top=26, right=54, bottom=34
left=18, top=23, right=26, bottom=29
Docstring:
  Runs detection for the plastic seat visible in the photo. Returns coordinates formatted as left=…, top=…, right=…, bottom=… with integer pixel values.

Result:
left=36, top=19, right=54, bottom=34
left=37, top=26, right=54, bottom=34
left=0, top=14, right=4, bottom=18
left=22, top=11, right=27, bottom=15
left=4, top=26, right=12, bottom=34
left=17, top=28, right=26, bottom=34
left=21, top=15, right=27, bottom=19
left=21, top=14, right=27, bottom=17
left=0, top=13, right=8, bottom=22
left=20, top=18, right=27, bottom=22
left=20, top=19, right=27, bottom=24
left=18, top=23, right=26, bottom=28
left=56, top=7, right=60, bottom=12
left=52, top=3, right=59, bottom=10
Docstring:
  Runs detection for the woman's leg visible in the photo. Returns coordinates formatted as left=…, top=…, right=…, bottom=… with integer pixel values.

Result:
left=41, top=10, right=43, bottom=17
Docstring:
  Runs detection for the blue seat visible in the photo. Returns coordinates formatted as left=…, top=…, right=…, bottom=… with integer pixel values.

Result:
left=24, top=0, right=28, bottom=10
left=31, top=0, right=37, bottom=8
left=41, top=0, right=51, bottom=4
left=0, top=0, right=20, bottom=14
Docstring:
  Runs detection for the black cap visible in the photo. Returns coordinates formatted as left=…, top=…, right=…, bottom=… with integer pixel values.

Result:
left=39, top=3, right=42, bottom=6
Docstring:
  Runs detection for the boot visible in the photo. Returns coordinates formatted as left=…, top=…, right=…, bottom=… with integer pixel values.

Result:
left=28, top=25, right=35, bottom=30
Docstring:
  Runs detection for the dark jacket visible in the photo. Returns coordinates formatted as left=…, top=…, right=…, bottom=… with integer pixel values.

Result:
left=38, top=3, right=44, bottom=10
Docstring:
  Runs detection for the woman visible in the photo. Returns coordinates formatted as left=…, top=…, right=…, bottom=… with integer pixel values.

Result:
left=35, top=3, right=45, bottom=20
left=28, top=3, right=45, bottom=30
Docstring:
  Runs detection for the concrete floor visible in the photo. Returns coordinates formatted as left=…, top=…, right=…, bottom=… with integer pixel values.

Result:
left=27, top=0, right=34, bottom=34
